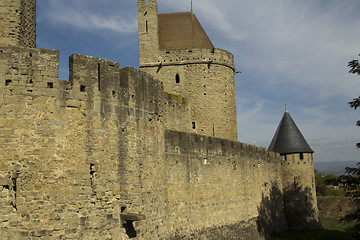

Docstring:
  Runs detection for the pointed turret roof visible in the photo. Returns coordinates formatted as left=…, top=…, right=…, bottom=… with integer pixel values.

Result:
left=157, top=12, right=214, bottom=50
left=268, top=110, right=313, bottom=154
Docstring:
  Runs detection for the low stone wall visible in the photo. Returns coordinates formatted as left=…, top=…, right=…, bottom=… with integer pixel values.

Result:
left=317, top=197, right=357, bottom=220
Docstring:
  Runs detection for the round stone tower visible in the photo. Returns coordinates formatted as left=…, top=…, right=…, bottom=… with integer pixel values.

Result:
left=268, top=109, right=321, bottom=230
left=137, top=0, right=238, bottom=141
left=0, top=0, right=37, bottom=48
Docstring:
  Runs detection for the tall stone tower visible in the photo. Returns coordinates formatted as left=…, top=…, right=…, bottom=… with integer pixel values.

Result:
left=268, top=110, right=321, bottom=230
left=0, top=0, right=36, bottom=48
left=137, top=0, right=238, bottom=141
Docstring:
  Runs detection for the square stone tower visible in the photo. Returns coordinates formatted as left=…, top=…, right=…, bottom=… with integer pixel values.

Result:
left=0, top=0, right=37, bottom=48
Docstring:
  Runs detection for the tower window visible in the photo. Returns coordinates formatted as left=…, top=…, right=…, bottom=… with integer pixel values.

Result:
left=192, top=122, right=196, bottom=129
left=175, top=74, right=180, bottom=83
left=283, top=154, right=287, bottom=161
left=300, top=153, right=304, bottom=160
left=145, top=21, right=148, bottom=33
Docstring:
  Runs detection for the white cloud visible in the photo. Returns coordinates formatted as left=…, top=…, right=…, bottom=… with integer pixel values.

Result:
left=52, top=10, right=137, bottom=33
left=39, top=0, right=138, bottom=33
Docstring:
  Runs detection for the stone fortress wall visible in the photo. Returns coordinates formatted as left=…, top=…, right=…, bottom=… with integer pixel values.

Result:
left=0, top=45, right=287, bottom=240
left=0, top=0, right=320, bottom=239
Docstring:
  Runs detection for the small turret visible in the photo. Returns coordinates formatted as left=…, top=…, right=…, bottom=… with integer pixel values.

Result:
left=269, top=109, right=321, bottom=230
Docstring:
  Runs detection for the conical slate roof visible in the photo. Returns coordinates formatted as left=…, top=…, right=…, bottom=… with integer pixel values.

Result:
left=268, top=111, right=314, bottom=154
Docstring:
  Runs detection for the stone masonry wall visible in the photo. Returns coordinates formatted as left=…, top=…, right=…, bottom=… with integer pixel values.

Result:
left=281, top=153, right=320, bottom=230
left=164, top=130, right=287, bottom=239
left=0, top=0, right=36, bottom=48
left=163, top=92, right=193, bottom=133
left=142, top=59, right=237, bottom=141
left=0, top=46, right=169, bottom=239
left=0, top=46, right=321, bottom=239
left=19, top=0, right=36, bottom=48
left=138, top=0, right=159, bottom=66
left=0, top=0, right=22, bottom=47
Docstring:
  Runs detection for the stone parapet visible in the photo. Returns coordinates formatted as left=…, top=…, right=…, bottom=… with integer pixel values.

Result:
left=141, top=48, right=235, bottom=71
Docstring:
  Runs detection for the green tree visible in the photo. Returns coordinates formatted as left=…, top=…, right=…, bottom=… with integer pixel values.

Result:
left=315, top=170, right=344, bottom=197
left=338, top=163, right=360, bottom=239
left=348, top=54, right=360, bottom=148
left=338, top=54, right=360, bottom=239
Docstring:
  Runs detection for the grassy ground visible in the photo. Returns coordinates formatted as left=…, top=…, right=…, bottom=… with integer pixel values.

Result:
left=267, top=219, right=355, bottom=240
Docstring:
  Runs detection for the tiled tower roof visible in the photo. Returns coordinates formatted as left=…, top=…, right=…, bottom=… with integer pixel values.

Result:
left=158, top=12, right=214, bottom=50
left=268, top=111, right=314, bottom=154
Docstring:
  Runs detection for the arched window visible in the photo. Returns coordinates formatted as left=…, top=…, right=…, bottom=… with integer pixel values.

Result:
left=175, top=74, right=180, bottom=83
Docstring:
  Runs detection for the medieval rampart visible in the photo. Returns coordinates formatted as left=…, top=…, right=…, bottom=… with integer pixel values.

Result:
left=0, top=46, right=293, bottom=239
left=0, top=0, right=320, bottom=237
left=0, top=46, right=169, bottom=239
left=164, top=130, right=287, bottom=239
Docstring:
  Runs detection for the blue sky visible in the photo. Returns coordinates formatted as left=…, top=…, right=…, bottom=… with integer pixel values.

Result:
left=36, top=0, right=360, bottom=163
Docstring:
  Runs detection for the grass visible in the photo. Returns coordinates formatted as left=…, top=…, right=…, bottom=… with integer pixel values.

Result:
left=267, top=219, right=355, bottom=240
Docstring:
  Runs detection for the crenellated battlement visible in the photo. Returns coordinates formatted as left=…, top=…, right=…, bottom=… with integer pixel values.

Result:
left=165, top=130, right=282, bottom=163
left=0, top=47, right=164, bottom=115
left=137, top=0, right=157, bottom=8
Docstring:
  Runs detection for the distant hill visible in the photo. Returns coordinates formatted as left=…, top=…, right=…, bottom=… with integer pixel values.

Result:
left=314, top=161, right=358, bottom=175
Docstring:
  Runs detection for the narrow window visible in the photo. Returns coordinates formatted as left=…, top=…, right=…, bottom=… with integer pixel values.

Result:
left=145, top=21, right=148, bottom=33
left=47, top=82, right=53, bottom=88
left=90, top=164, right=96, bottom=198
left=98, top=63, right=101, bottom=91
left=175, top=74, right=180, bottom=83
left=283, top=154, right=287, bottom=161
left=192, top=122, right=196, bottom=129
left=11, top=173, right=18, bottom=210
left=300, top=153, right=304, bottom=160
left=80, top=85, right=86, bottom=92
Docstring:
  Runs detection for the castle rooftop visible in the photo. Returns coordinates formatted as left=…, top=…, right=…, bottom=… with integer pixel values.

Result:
left=158, top=12, right=214, bottom=50
left=268, top=111, right=314, bottom=154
